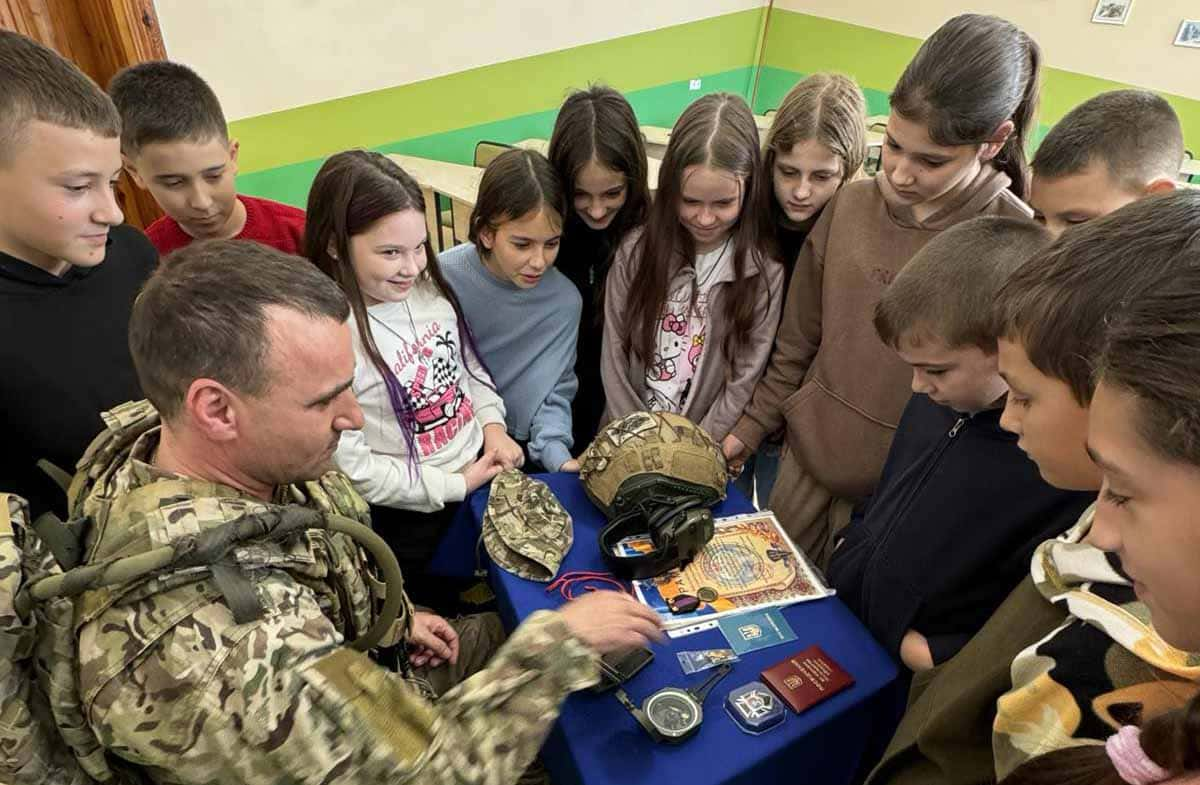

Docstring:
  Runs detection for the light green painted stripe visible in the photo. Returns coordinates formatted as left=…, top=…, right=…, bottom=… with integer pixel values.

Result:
left=230, top=9, right=765, bottom=174
left=237, top=69, right=755, bottom=207
left=760, top=10, right=1200, bottom=152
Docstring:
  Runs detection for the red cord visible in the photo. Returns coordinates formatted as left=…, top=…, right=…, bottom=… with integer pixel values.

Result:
left=546, top=570, right=632, bottom=601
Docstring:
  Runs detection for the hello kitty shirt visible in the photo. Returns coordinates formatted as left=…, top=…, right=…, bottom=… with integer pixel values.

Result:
left=333, top=281, right=506, bottom=512
left=601, top=228, right=784, bottom=444
left=643, top=241, right=731, bottom=413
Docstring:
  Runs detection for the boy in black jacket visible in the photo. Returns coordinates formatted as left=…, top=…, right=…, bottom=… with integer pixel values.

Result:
left=827, top=216, right=1093, bottom=672
left=0, top=31, right=157, bottom=518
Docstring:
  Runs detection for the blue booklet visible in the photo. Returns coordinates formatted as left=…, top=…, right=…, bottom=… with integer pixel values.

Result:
left=718, top=608, right=798, bottom=655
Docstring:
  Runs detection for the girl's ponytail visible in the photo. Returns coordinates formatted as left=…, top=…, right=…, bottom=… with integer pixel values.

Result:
left=1000, top=692, right=1200, bottom=785
left=992, top=33, right=1041, bottom=201
left=891, top=14, right=1041, bottom=201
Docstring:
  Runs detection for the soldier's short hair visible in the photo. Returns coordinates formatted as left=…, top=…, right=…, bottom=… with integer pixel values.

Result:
left=108, top=60, right=227, bottom=156
left=0, top=30, right=121, bottom=165
left=129, top=241, right=350, bottom=420
left=1032, top=90, right=1183, bottom=190
left=874, top=216, right=1051, bottom=352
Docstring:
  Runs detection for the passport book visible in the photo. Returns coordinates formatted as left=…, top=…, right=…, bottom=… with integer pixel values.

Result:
left=760, top=645, right=854, bottom=713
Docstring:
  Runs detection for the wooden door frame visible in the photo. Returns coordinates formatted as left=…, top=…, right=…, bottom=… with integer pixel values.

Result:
left=1, top=0, right=168, bottom=229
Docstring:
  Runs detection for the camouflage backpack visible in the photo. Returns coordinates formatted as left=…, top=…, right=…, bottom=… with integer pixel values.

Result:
left=1, top=403, right=410, bottom=785
left=0, top=491, right=126, bottom=784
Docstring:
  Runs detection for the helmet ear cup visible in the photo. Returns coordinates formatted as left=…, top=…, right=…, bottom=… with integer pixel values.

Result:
left=599, top=502, right=716, bottom=580
left=584, top=412, right=727, bottom=580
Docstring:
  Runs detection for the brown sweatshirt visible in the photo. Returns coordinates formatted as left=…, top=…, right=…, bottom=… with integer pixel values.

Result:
left=731, top=167, right=1032, bottom=500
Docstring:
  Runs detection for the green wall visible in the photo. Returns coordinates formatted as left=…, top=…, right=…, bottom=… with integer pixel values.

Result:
left=756, top=11, right=1200, bottom=153
left=235, top=9, right=766, bottom=206
left=236, top=7, right=1199, bottom=207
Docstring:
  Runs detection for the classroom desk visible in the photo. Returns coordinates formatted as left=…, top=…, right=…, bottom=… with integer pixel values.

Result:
left=394, top=149, right=663, bottom=216
left=516, top=138, right=664, bottom=192
left=387, top=153, right=483, bottom=206
left=429, top=474, right=900, bottom=785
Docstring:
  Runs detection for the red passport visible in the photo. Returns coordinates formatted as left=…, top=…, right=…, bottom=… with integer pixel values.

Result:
left=760, top=645, right=855, bottom=713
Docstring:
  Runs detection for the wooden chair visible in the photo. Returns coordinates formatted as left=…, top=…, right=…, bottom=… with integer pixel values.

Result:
left=450, top=198, right=474, bottom=246
left=474, top=141, right=513, bottom=169
left=420, top=186, right=456, bottom=253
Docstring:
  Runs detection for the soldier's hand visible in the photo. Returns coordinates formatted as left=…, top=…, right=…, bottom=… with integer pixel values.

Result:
left=483, top=423, right=525, bottom=469
left=560, top=458, right=581, bottom=472
left=559, top=590, right=665, bottom=655
left=462, top=448, right=505, bottom=492
left=409, top=612, right=460, bottom=668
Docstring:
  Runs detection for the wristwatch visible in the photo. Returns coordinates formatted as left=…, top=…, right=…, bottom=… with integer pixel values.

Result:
left=613, top=663, right=732, bottom=743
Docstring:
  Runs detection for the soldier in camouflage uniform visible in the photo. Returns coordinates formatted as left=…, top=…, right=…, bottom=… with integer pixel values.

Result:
left=68, top=241, right=664, bottom=785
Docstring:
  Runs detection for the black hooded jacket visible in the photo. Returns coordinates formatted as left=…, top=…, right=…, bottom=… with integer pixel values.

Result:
left=0, top=224, right=156, bottom=517
left=827, top=393, right=1095, bottom=664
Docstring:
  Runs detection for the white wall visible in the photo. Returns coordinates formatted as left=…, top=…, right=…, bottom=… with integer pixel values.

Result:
left=156, top=0, right=766, bottom=121
left=776, top=0, right=1200, bottom=100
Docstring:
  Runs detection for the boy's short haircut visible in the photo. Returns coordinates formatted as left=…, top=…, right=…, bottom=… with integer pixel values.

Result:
left=1031, top=90, right=1183, bottom=190
left=991, top=189, right=1200, bottom=405
left=108, top=61, right=227, bottom=156
left=874, top=216, right=1051, bottom=353
left=0, top=30, right=120, bottom=165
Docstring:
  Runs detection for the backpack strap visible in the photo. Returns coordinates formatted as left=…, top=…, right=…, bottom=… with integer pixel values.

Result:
left=31, top=512, right=87, bottom=570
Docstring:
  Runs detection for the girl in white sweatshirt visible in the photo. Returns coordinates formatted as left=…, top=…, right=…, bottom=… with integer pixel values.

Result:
left=306, top=150, right=520, bottom=593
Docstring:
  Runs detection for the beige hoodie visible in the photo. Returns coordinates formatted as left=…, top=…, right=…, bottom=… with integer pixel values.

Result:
left=733, top=167, right=1031, bottom=501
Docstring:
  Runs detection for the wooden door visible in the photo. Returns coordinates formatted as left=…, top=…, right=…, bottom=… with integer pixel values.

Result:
left=1, top=0, right=167, bottom=229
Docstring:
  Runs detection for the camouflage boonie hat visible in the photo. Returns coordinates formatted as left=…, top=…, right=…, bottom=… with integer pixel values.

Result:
left=482, top=470, right=573, bottom=582
left=579, top=411, right=728, bottom=515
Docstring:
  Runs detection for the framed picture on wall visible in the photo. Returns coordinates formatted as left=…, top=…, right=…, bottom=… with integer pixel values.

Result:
left=1174, top=20, right=1200, bottom=48
left=1091, top=0, right=1132, bottom=25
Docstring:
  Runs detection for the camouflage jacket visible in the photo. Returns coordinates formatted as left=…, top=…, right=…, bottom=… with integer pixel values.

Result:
left=74, top=401, right=600, bottom=784
left=993, top=505, right=1200, bottom=779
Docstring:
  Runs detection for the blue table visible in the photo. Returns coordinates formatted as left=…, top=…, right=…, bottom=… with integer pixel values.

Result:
left=431, top=474, right=899, bottom=785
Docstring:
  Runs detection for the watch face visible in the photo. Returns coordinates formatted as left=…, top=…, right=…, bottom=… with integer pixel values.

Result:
left=645, top=688, right=701, bottom=737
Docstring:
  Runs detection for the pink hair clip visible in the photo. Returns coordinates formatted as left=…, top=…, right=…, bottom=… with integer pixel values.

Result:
left=1106, top=725, right=1170, bottom=785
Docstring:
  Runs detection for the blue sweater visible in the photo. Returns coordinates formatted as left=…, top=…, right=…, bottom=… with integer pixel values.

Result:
left=439, top=243, right=581, bottom=471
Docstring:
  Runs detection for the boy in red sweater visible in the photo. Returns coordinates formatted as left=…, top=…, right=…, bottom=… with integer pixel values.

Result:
left=108, top=62, right=305, bottom=257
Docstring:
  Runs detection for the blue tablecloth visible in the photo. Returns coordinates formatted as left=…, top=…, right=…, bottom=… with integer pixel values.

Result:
left=430, top=474, right=899, bottom=785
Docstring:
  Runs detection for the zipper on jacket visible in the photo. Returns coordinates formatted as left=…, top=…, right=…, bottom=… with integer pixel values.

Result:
left=861, top=413, right=971, bottom=614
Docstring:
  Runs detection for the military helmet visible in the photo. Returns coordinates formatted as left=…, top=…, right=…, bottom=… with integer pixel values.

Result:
left=580, top=412, right=728, bottom=580
left=580, top=411, right=728, bottom=515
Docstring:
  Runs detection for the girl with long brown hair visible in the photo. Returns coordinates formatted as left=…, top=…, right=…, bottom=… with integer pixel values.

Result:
left=306, top=150, right=509, bottom=588
left=724, top=14, right=1038, bottom=567
left=600, top=92, right=783, bottom=444
left=548, top=85, right=650, bottom=449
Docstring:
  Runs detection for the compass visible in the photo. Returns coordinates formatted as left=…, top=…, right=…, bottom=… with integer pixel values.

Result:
left=613, top=663, right=732, bottom=743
